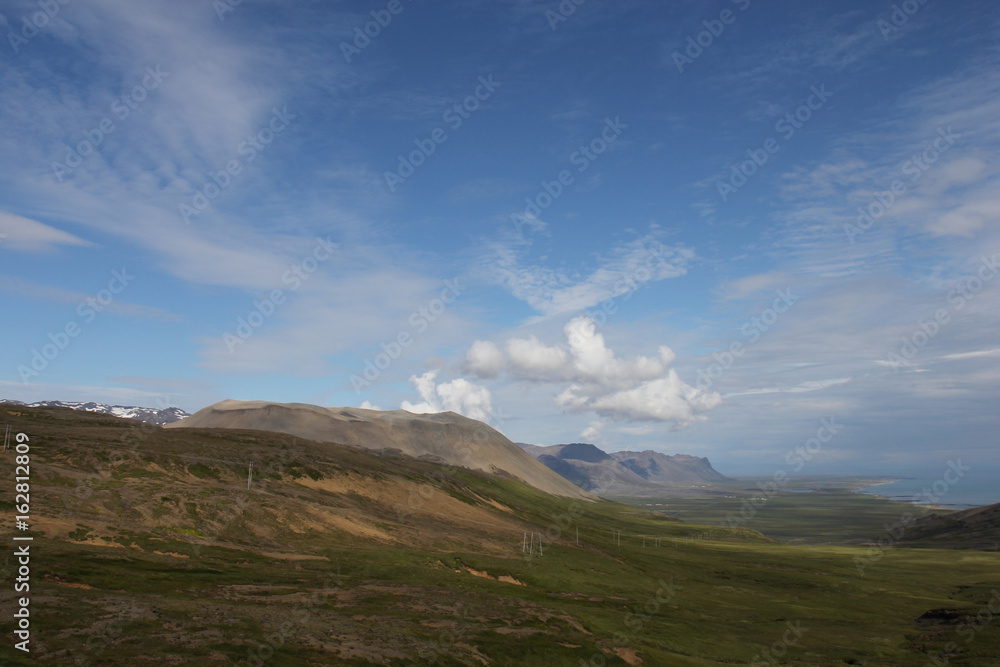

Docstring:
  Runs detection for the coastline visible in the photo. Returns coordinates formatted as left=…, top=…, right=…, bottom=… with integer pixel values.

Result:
left=849, top=478, right=904, bottom=494
left=853, top=479, right=973, bottom=512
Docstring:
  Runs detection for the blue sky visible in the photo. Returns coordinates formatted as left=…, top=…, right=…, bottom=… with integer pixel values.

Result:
left=2, top=0, right=999, bottom=476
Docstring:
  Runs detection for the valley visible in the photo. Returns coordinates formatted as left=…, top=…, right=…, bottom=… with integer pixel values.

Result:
left=1, top=404, right=999, bottom=665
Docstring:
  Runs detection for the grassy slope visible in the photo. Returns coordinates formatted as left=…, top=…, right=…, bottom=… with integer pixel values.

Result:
left=896, top=504, right=1000, bottom=551
left=0, top=406, right=998, bottom=666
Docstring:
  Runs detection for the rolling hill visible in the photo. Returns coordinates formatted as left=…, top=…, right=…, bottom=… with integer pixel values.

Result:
left=896, top=502, right=1000, bottom=550
left=166, top=399, right=590, bottom=499
left=3, top=403, right=1000, bottom=665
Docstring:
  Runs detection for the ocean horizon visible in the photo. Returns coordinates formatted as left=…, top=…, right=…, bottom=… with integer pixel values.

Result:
left=856, top=468, right=1000, bottom=509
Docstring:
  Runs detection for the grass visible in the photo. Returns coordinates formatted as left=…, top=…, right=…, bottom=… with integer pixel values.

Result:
left=1, top=404, right=998, bottom=666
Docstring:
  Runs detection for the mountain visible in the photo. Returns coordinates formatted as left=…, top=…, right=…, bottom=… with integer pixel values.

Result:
left=0, top=399, right=189, bottom=424
left=520, top=442, right=728, bottom=496
left=895, top=502, right=1000, bottom=551
left=166, top=399, right=590, bottom=499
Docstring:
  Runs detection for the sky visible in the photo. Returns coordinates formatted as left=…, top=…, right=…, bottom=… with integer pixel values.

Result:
left=1, top=0, right=999, bottom=476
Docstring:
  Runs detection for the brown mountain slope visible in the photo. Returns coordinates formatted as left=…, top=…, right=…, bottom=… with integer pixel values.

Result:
left=166, top=399, right=591, bottom=499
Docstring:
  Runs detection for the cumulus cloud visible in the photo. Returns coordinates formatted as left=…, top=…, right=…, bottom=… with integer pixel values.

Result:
left=464, top=340, right=505, bottom=378
left=507, top=335, right=569, bottom=379
left=401, top=371, right=494, bottom=423
left=465, top=316, right=721, bottom=428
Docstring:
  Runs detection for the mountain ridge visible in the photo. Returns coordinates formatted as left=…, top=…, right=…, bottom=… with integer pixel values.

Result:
left=166, top=399, right=591, bottom=499
left=1, top=399, right=189, bottom=425
left=520, top=441, right=728, bottom=496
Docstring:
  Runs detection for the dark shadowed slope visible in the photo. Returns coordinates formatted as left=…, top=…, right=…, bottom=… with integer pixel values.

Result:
left=897, top=502, right=1000, bottom=550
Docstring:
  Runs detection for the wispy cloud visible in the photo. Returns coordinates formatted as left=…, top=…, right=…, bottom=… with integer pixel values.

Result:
left=0, top=276, right=181, bottom=322
left=0, top=211, right=92, bottom=252
left=485, top=233, right=693, bottom=317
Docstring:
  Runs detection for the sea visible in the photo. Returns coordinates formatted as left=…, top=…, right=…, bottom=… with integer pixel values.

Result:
left=856, top=468, right=1000, bottom=509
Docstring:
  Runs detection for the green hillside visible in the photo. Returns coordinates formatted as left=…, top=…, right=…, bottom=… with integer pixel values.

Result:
left=1, top=405, right=999, bottom=666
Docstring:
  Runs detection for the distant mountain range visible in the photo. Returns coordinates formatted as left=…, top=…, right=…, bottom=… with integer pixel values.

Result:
left=519, top=442, right=728, bottom=496
left=0, top=400, right=189, bottom=425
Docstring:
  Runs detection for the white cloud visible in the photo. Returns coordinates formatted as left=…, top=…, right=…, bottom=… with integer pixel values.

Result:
left=487, top=235, right=693, bottom=317
left=928, top=198, right=1000, bottom=238
left=401, top=371, right=494, bottom=423
left=464, top=316, right=721, bottom=428
left=507, top=336, right=569, bottom=379
left=0, top=276, right=181, bottom=322
left=716, top=271, right=791, bottom=301
left=724, top=378, right=852, bottom=398
left=0, top=211, right=92, bottom=252
left=580, top=420, right=604, bottom=443
left=563, top=374, right=722, bottom=426
left=464, top=340, right=505, bottom=378
left=939, top=348, right=1000, bottom=361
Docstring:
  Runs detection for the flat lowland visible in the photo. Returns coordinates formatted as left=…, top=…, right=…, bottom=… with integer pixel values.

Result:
left=2, top=406, right=999, bottom=666
left=611, top=476, right=974, bottom=545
